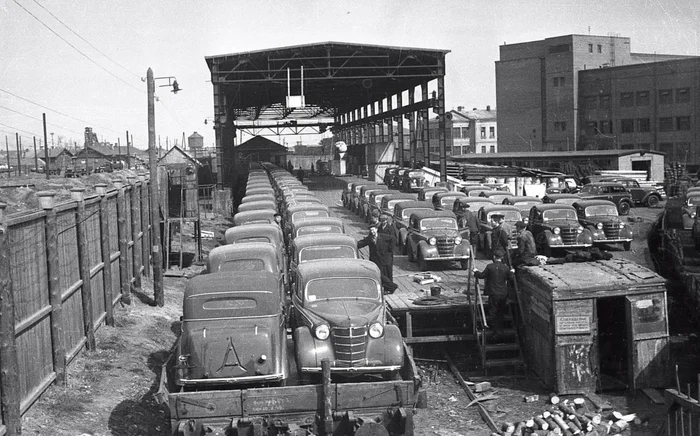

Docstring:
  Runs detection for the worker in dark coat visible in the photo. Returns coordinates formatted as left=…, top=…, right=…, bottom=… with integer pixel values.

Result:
left=473, top=248, right=515, bottom=342
left=513, top=221, right=537, bottom=267
left=490, top=213, right=512, bottom=262
left=458, top=203, right=479, bottom=246
left=358, top=220, right=398, bottom=293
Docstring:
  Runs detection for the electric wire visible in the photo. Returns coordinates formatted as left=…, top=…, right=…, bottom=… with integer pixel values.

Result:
left=11, top=0, right=144, bottom=94
left=0, top=105, right=84, bottom=136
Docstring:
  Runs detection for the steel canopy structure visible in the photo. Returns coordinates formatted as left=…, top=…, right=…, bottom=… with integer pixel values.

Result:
left=205, top=41, right=450, bottom=187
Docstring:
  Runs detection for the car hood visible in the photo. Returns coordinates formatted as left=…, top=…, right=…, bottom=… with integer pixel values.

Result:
left=305, top=299, right=383, bottom=327
left=542, top=219, right=581, bottom=228
left=421, top=229, right=461, bottom=237
left=582, top=216, right=623, bottom=225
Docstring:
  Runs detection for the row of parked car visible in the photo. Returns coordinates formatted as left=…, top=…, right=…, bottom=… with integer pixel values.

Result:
left=343, top=171, right=641, bottom=259
left=175, top=163, right=405, bottom=389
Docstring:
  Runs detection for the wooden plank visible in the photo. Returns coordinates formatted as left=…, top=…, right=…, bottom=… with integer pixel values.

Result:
left=75, top=198, right=96, bottom=350
left=45, top=206, right=65, bottom=384
left=585, top=392, right=613, bottom=410
left=405, top=334, right=475, bottom=344
left=116, top=187, right=131, bottom=304
left=98, top=195, right=114, bottom=326
left=140, top=181, right=150, bottom=277
left=445, top=354, right=499, bottom=433
left=130, top=182, right=142, bottom=289
left=642, top=388, right=665, bottom=405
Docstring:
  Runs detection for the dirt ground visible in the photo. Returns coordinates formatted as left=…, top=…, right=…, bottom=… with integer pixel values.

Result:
left=13, top=175, right=696, bottom=435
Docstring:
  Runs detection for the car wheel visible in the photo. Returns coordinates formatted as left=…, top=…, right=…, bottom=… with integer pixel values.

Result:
left=623, top=241, right=631, bottom=251
left=618, top=201, right=631, bottom=216
left=418, top=254, right=428, bottom=271
left=407, top=243, right=415, bottom=262
left=646, top=195, right=660, bottom=208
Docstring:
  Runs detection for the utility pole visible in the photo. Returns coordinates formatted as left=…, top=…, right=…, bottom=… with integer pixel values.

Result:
left=147, top=67, right=164, bottom=306
left=4, top=136, right=9, bottom=178
left=33, top=137, right=38, bottom=172
left=126, top=130, right=131, bottom=169
left=15, top=134, right=21, bottom=177
left=43, top=114, right=50, bottom=179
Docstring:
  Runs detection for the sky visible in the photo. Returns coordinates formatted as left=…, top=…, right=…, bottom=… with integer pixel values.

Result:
left=1, top=0, right=699, bottom=153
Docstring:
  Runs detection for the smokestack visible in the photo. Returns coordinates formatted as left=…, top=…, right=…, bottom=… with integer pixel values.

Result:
left=486, top=105, right=491, bottom=111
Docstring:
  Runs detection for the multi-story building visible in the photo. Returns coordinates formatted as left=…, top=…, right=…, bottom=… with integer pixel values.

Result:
left=428, top=106, right=497, bottom=156
left=495, top=34, right=696, bottom=156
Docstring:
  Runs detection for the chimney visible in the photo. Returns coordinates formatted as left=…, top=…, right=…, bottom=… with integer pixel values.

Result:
left=457, top=106, right=464, bottom=112
left=486, top=105, right=491, bottom=111
left=473, top=108, right=477, bottom=111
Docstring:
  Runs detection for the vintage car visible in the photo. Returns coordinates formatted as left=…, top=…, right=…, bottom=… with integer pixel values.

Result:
left=341, top=181, right=355, bottom=208
left=382, top=166, right=401, bottom=187
left=233, top=209, right=277, bottom=226
left=224, top=223, right=284, bottom=249
left=405, top=210, right=472, bottom=270
left=392, top=200, right=435, bottom=253
left=392, top=169, right=411, bottom=190
left=417, top=186, right=449, bottom=201
left=599, top=177, right=664, bottom=206
left=244, top=187, right=275, bottom=197
left=283, top=203, right=331, bottom=243
left=237, top=200, right=277, bottom=213
left=475, top=204, right=522, bottom=255
left=401, top=170, right=426, bottom=193
left=542, top=193, right=581, bottom=205
left=288, top=234, right=359, bottom=282
left=460, top=185, right=493, bottom=197
left=176, top=271, right=288, bottom=387
left=527, top=204, right=594, bottom=256
left=683, top=193, right=700, bottom=229
left=479, top=190, right=514, bottom=204
left=290, top=259, right=404, bottom=379
left=246, top=181, right=273, bottom=191
left=502, top=196, right=542, bottom=218
left=361, top=189, right=394, bottom=220
left=282, top=196, right=322, bottom=215
left=572, top=200, right=633, bottom=251
left=208, top=242, right=284, bottom=281
left=578, top=183, right=634, bottom=216
left=378, top=193, right=416, bottom=218
left=432, top=191, right=467, bottom=211
left=241, top=193, right=276, bottom=204
left=452, top=197, right=495, bottom=229
left=290, top=217, right=345, bottom=240
left=348, top=183, right=373, bottom=212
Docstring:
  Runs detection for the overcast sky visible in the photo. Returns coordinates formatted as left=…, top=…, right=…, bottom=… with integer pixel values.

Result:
left=1, top=0, right=698, bottom=151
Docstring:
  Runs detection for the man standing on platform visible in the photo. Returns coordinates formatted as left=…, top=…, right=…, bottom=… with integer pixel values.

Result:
left=473, top=248, right=515, bottom=342
left=490, top=213, right=512, bottom=261
left=358, top=220, right=398, bottom=294
left=513, top=221, right=537, bottom=266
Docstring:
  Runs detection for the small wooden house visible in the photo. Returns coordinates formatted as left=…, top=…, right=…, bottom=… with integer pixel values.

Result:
left=157, top=146, right=201, bottom=219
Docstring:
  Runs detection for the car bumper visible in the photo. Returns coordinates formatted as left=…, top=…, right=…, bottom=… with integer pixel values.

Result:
left=593, top=238, right=632, bottom=243
left=550, top=243, right=593, bottom=248
left=300, top=365, right=402, bottom=374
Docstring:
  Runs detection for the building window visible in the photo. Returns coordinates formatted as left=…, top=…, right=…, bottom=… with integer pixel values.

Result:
left=636, top=91, right=650, bottom=106
left=620, top=92, right=634, bottom=107
left=677, top=88, right=691, bottom=103
left=588, top=43, right=593, bottom=53
left=677, top=116, right=691, bottom=131
left=659, top=142, right=674, bottom=158
left=659, top=117, right=674, bottom=131
left=452, top=127, right=461, bottom=139
left=553, top=77, right=559, bottom=87
left=554, top=121, right=567, bottom=132
left=659, top=89, right=673, bottom=104
left=620, top=119, right=634, bottom=133
left=638, top=118, right=650, bottom=132
left=599, top=121, right=613, bottom=134
left=585, top=96, right=597, bottom=110
left=481, top=145, right=487, bottom=154
left=489, top=127, right=495, bottom=138
left=480, top=127, right=486, bottom=139
left=559, top=76, right=565, bottom=86
left=489, top=145, right=495, bottom=153
left=599, top=95, right=611, bottom=109
left=585, top=121, right=598, bottom=136
left=597, top=44, right=602, bottom=53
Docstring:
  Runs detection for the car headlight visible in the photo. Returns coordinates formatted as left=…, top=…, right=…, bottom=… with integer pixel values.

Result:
left=369, top=322, right=384, bottom=339
left=596, top=222, right=603, bottom=230
left=314, top=324, right=330, bottom=340
left=553, top=227, right=560, bottom=235
left=454, top=235, right=462, bottom=244
left=692, top=212, right=697, bottom=219
left=523, top=217, right=529, bottom=224
left=429, top=237, right=437, bottom=245
left=577, top=227, right=583, bottom=234
left=619, top=222, right=625, bottom=229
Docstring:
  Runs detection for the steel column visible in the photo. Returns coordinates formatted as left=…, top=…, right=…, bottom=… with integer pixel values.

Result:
left=397, top=93, right=404, bottom=167
left=437, top=71, right=447, bottom=182
left=421, top=82, right=430, bottom=168
left=408, top=87, right=415, bottom=167
left=378, top=99, right=384, bottom=143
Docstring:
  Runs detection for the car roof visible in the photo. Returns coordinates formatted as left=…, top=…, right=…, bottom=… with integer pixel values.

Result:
left=185, top=271, right=279, bottom=298
left=292, top=234, right=357, bottom=250
left=506, top=196, right=542, bottom=202
left=233, top=209, right=276, bottom=223
left=585, top=182, right=626, bottom=187
left=286, top=203, right=329, bottom=214
left=224, top=224, right=282, bottom=243
left=297, top=258, right=380, bottom=281
left=291, top=216, right=344, bottom=228
left=382, top=193, right=417, bottom=201
left=409, top=209, right=457, bottom=220
left=394, top=200, right=434, bottom=211
left=209, top=242, right=277, bottom=261
left=481, top=190, right=513, bottom=197
left=435, top=191, right=467, bottom=198
left=544, top=193, right=581, bottom=199
left=480, top=204, right=521, bottom=213
left=369, top=189, right=394, bottom=196
left=572, top=199, right=618, bottom=208
left=456, top=197, right=496, bottom=204
left=533, top=203, right=577, bottom=212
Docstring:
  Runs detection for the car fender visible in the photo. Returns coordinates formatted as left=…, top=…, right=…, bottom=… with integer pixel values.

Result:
left=620, top=226, right=634, bottom=240
left=366, top=325, right=404, bottom=367
left=588, top=226, right=605, bottom=240
left=578, top=229, right=594, bottom=244
left=453, top=241, right=472, bottom=257
left=398, top=227, right=409, bottom=244
left=417, top=240, right=440, bottom=259
left=543, top=229, right=563, bottom=246
left=293, top=326, right=334, bottom=369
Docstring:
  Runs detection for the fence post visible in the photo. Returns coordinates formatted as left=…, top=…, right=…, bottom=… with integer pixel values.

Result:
left=95, top=184, right=113, bottom=326
left=37, top=191, right=66, bottom=384
left=140, top=173, right=150, bottom=277
left=114, top=179, right=131, bottom=304
left=0, top=202, right=21, bottom=435
left=71, top=188, right=96, bottom=351
left=127, top=176, right=142, bottom=289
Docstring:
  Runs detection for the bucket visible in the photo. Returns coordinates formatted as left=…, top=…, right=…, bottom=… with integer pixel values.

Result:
left=430, top=286, right=441, bottom=297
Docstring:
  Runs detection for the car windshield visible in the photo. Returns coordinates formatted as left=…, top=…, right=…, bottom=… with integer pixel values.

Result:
left=292, top=210, right=329, bottom=221
left=297, top=225, right=343, bottom=237
left=542, top=209, right=577, bottom=221
left=402, top=208, right=432, bottom=220
left=299, top=246, right=357, bottom=262
left=489, top=194, right=513, bottom=203
left=580, top=185, right=600, bottom=194
left=464, top=201, right=491, bottom=211
left=439, top=196, right=461, bottom=206
left=487, top=210, right=521, bottom=222
left=420, top=217, right=458, bottom=230
left=468, top=190, right=489, bottom=197
left=585, top=205, right=618, bottom=217
left=305, top=277, right=381, bottom=301
left=555, top=198, right=579, bottom=205
left=387, top=199, right=411, bottom=210
left=234, top=236, right=272, bottom=244
left=215, top=259, right=266, bottom=272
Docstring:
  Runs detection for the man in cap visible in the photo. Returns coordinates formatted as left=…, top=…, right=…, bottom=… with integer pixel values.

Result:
left=513, top=221, right=537, bottom=266
left=457, top=201, right=479, bottom=246
left=473, top=247, right=515, bottom=342
left=377, top=212, right=393, bottom=236
left=489, top=213, right=512, bottom=261
left=358, top=220, right=398, bottom=293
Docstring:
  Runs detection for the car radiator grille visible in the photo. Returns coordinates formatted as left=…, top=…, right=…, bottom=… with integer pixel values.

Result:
left=560, top=228, right=578, bottom=245
left=437, top=237, right=455, bottom=256
left=603, top=223, right=621, bottom=238
left=332, top=326, right=367, bottom=366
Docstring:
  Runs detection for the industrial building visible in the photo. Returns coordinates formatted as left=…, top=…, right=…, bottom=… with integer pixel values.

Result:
left=495, top=34, right=698, bottom=160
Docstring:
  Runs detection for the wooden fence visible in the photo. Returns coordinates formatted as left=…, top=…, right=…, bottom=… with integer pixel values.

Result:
left=0, top=179, right=151, bottom=436
left=661, top=386, right=700, bottom=436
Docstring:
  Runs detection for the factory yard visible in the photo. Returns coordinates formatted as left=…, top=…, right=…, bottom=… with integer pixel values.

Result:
left=13, top=174, right=698, bottom=436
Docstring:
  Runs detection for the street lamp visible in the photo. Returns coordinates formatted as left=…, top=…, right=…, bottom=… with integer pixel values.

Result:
left=146, top=67, right=180, bottom=307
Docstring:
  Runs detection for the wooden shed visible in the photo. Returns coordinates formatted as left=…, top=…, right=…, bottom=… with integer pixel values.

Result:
left=516, top=259, right=670, bottom=394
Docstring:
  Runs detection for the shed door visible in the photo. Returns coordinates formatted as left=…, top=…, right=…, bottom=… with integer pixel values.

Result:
left=625, top=293, right=671, bottom=389
left=553, top=299, right=596, bottom=394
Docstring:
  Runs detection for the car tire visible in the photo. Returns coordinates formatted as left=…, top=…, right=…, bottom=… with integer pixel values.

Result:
left=618, top=201, right=631, bottom=216
left=418, top=254, right=428, bottom=271
left=646, top=195, right=660, bottom=208
left=623, top=241, right=631, bottom=251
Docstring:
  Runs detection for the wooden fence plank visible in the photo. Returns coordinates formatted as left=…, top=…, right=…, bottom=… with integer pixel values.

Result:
left=99, top=192, right=114, bottom=326
left=130, top=181, right=142, bottom=289
left=44, top=203, right=66, bottom=382
left=117, top=186, right=131, bottom=304
left=74, top=191, right=96, bottom=350
left=141, top=179, right=150, bottom=277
